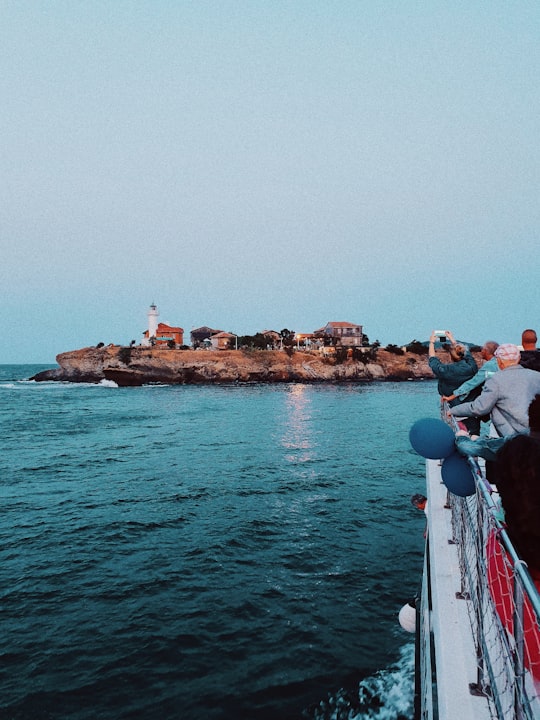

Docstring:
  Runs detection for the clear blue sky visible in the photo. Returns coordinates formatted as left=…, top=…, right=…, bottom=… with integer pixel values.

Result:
left=2, top=1, right=539, bottom=364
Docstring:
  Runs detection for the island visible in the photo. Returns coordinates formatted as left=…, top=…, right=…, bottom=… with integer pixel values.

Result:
left=29, top=344, right=459, bottom=386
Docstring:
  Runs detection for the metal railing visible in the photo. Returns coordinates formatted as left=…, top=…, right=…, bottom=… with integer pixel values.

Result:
left=418, top=412, right=540, bottom=719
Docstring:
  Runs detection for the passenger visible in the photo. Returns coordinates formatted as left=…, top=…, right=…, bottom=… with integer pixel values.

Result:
left=428, top=330, right=477, bottom=407
left=411, top=493, right=427, bottom=512
left=487, top=425, right=540, bottom=683
left=442, top=341, right=499, bottom=436
left=448, top=344, right=540, bottom=438
left=497, top=434, right=540, bottom=573
left=411, top=493, right=428, bottom=538
left=442, top=341, right=499, bottom=404
left=520, top=328, right=540, bottom=372
left=455, top=393, right=540, bottom=466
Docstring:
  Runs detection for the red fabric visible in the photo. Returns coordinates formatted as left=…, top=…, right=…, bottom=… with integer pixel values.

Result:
left=487, top=530, right=540, bottom=679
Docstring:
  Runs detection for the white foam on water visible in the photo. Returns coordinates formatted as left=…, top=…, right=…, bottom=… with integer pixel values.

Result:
left=354, top=643, right=415, bottom=719
left=98, top=379, right=119, bottom=388
left=310, top=643, right=415, bottom=720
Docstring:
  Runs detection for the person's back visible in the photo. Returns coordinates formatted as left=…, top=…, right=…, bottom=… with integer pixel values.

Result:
left=483, top=364, right=540, bottom=435
left=520, top=350, right=540, bottom=371
left=497, top=432, right=540, bottom=572
left=520, top=328, right=540, bottom=372
left=520, top=339, right=540, bottom=371
left=487, top=426, right=540, bottom=681
left=428, top=330, right=477, bottom=401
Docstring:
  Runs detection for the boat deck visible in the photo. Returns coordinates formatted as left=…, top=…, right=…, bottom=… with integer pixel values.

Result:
left=425, top=458, right=491, bottom=720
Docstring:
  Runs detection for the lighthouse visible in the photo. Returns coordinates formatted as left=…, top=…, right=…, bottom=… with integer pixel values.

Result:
left=147, top=303, right=159, bottom=339
left=142, top=304, right=184, bottom=347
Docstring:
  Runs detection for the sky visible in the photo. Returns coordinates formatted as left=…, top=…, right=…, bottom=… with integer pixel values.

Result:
left=1, top=1, right=539, bottom=364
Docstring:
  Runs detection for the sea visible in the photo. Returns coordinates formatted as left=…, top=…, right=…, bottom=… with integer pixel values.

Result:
left=0, top=365, right=439, bottom=720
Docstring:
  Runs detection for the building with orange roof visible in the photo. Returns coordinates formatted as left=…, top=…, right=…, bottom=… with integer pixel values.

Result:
left=210, top=332, right=237, bottom=350
left=142, top=304, right=184, bottom=347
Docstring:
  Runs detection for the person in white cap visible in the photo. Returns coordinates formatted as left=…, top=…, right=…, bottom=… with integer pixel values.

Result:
left=448, top=344, right=540, bottom=437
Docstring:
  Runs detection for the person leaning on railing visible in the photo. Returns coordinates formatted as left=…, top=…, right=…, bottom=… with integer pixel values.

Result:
left=448, top=344, right=540, bottom=439
left=454, top=394, right=540, bottom=462
left=442, top=340, right=499, bottom=437
left=442, top=341, right=499, bottom=405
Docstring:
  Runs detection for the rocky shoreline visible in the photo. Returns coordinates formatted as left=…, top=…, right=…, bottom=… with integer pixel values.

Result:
left=29, top=345, right=457, bottom=386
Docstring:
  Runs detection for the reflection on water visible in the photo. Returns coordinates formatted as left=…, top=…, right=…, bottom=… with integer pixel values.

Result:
left=281, top=384, right=315, bottom=463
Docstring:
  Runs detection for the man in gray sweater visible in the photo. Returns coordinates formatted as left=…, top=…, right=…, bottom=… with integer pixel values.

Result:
left=448, top=343, right=540, bottom=437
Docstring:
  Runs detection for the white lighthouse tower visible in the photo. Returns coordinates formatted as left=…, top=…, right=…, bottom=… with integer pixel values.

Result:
left=147, top=302, right=159, bottom=339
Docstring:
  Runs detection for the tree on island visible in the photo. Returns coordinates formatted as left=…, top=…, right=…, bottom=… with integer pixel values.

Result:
left=118, top=346, right=132, bottom=365
left=385, top=343, right=405, bottom=356
left=238, top=333, right=271, bottom=350
left=406, top=340, right=428, bottom=355
left=280, top=329, right=295, bottom=356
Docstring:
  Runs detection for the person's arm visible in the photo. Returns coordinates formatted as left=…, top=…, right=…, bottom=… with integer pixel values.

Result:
left=428, top=332, right=437, bottom=358
left=427, top=332, right=443, bottom=376
left=451, top=369, right=484, bottom=399
left=445, top=330, right=456, bottom=344
left=448, top=400, right=473, bottom=417
left=449, top=377, right=498, bottom=418
left=455, top=432, right=506, bottom=461
left=450, top=358, right=498, bottom=400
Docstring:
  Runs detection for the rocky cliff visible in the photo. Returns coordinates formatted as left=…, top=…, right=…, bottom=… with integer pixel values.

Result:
left=31, top=345, right=448, bottom=386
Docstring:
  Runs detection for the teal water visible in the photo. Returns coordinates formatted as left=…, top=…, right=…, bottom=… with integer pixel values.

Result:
left=0, top=366, right=438, bottom=719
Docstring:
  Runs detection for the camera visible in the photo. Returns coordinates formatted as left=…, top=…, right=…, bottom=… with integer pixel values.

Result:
left=434, top=330, right=446, bottom=340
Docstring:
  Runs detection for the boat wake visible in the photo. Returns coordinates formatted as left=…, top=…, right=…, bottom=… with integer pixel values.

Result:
left=307, top=644, right=415, bottom=720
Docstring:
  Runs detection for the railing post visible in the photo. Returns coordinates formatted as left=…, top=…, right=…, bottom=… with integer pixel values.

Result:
left=469, top=485, right=490, bottom=697
left=513, top=564, right=526, bottom=720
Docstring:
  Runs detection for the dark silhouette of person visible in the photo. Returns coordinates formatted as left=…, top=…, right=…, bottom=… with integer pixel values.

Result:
left=520, top=329, right=540, bottom=372
left=486, top=395, right=540, bottom=682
